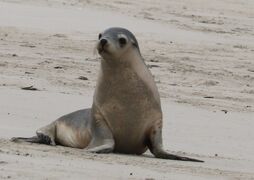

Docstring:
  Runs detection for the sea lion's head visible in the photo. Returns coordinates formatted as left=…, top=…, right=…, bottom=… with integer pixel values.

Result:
left=97, top=27, right=140, bottom=62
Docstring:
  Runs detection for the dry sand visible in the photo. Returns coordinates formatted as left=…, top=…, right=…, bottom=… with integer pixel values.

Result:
left=0, top=0, right=254, bottom=179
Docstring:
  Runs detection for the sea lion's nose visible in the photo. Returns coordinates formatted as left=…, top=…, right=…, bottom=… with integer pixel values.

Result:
left=100, top=38, right=108, bottom=47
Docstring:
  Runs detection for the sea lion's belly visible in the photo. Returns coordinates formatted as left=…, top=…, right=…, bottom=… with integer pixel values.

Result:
left=100, top=96, right=160, bottom=154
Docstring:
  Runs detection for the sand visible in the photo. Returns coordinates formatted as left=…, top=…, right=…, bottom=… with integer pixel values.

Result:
left=0, top=0, right=253, bottom=179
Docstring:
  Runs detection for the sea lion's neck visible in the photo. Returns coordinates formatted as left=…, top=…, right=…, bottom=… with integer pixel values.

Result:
left=97, top=48, right=161, bottom=106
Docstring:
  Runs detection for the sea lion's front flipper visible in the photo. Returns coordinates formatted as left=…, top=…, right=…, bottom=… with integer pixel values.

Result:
left=86, top=108, right=115, bottom=153
left=86, top=129, right=115, bottom=153
left=148, top=122, right=204, bottom=163
left=86, top=139, right=114, bottom=153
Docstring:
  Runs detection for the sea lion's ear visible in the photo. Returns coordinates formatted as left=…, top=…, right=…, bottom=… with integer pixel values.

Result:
left=131, top=38, right=138, bottom=49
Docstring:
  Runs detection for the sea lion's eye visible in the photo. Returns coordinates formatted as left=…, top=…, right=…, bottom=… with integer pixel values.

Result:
left=98, top=33, right=102, bottom=40
left=119, top=37, right=127, bottom=47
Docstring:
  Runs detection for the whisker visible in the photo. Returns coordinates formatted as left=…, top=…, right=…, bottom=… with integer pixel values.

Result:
left=93, top=42, right=99, bottom=56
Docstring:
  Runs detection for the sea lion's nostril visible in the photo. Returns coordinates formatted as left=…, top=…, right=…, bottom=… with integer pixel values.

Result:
left=100, top=39, right=108, bottom=47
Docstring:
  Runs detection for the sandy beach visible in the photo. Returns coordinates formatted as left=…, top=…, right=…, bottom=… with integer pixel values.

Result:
left=0, top=0, right=254, bottom=179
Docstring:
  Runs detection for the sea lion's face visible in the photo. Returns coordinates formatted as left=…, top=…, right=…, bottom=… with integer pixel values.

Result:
left=97, top=27, right=140, bottom=62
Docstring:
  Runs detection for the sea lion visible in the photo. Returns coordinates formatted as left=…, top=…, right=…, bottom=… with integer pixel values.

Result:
left=12, top=27, right=203, bottom=162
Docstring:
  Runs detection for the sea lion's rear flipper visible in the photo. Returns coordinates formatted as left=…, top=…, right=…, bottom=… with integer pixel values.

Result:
left=11, top=136, right=41, bottom=143
left=12, top=121, right=56, bottom=146
left=148, top=123, right=204, bottom=163
left=11, top=133, right=56, bottom=146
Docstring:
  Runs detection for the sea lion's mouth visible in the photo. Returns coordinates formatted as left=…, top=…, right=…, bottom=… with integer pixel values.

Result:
left=98, top=47, right=108, bottom=54
left=98, top=47, right=104, bottom=53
